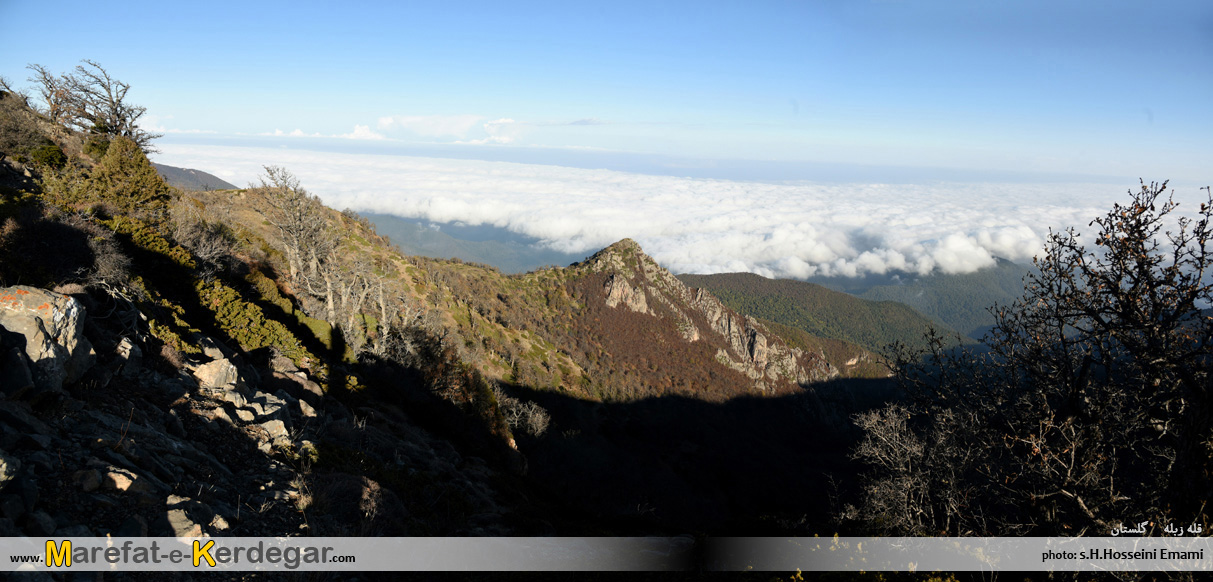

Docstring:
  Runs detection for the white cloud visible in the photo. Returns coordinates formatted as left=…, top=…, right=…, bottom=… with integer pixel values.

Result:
left=377, top=114, right=484, bottom=138
left=250, top=126, right=388, bottom=140
left=457, top=118, right=519, bottom=145
left=154, top=144, right=1199, bottom=279
left=260, top=129, right=324, bottom=138
left=340, top=125, right=388, bottom=141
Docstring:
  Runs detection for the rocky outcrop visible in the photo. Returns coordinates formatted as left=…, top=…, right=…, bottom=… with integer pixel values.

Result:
left=0, top=285, right=520, bottom=540
left=583, top=240, right=838, bottom=391
left=193, top=357, right=243, bottom=391
left=0, top=286, right=95, bottom=397
left=603, top=273, right=648, bottom=313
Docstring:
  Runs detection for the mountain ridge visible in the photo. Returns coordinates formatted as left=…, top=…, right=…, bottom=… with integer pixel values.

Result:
left=0, top=84, right=894, bottom=537
left=150, top=162, right=237, bottom=191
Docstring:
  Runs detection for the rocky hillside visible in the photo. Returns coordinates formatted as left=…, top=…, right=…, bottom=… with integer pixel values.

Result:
left=0, top=83, right=894, bottom=537
left=0, top=285, right=530, bottom=540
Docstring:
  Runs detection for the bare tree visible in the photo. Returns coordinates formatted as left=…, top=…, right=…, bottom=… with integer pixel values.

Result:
left=334, top=256, right=375, bottom=351
left=172, top=201, right=238, bottom=280
left=372, top=276, right=392, bottom=356
left=256, top=166, right=333, bottom=283
left=853, top=181, right=1213, bottom=536
left=25, top=61, right=161, bottom=151
left=491, top=383, right=550, bottom=437
left=254, top=165, right=366, bottom=343
left=25, top=64, right=71, bottom=124
left=368, top=277, right=427, bottom=357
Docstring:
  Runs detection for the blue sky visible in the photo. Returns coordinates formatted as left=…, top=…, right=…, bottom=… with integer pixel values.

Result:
left=3, top=1, right=1212, bottom=278
left=3, top=0, right=1210, bottom=182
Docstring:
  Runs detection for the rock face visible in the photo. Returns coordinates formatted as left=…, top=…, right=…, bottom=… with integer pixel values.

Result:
left=194, top=358, right=242, bottom=391
left=0, top=286, right=95, bottom=395
left=603, top=274, right=648, bottom=313
left=583, top=240, right=837, bottom=391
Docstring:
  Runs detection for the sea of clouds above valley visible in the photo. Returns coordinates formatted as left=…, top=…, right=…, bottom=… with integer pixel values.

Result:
left=156, top=144, right=1199, bottom=279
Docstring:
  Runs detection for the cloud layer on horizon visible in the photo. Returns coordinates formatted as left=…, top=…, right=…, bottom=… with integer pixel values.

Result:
left=154, top=144, right=1194, bottom=279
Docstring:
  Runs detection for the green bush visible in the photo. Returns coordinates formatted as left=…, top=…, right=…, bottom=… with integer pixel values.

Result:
left=29, top=143, right=66, bottom=169
left=85, top=135, right=110, bottom=159
left=40, top=137, right=171, bottom=223
left=36, top=164, right=93, bottom=209
left=103, top=216, right=196, bottom=269
left=128, top=276, right=202, bottom=355
left=196, top=279, right=318, bottom=374
left=89, top=136, right=170, bottom=220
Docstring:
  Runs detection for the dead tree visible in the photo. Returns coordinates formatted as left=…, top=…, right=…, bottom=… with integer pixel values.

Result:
left=257, top=166, right=332, bottom=283
left=853, top=181, right=1213, bottom=537
left=334, top=257, right=374, bottom=352
left=25, top=64, right=71, bottom=124
left=61, top=60, right=162, bottom=152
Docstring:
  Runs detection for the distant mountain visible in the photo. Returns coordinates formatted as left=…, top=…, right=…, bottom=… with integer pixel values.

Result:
left=0, top=78, right=899, bottom=540
left=415, top=237, right=886, bottom=402
left=809, top=258, right=1033, bottom=340
left=152, top=162, right=237, bottom=191
left=365, top=213, right=586, bottom=274
left=678, top=272, right=954, bottom=353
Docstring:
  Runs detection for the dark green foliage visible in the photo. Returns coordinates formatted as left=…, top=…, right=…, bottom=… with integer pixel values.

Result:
left=196, top=279, right=317, bottom=373
left=96, top=212, right=321, bottom=370
left=244, top=269, right=353, bottom=365
left=84, top=135, right=109, bottom=159
left=129, top=276, right=202, bottom=355
left=29, top=143, right=65, bottom=169
left=679, top=272, right=950, bottom=353
left=88, top=136, right=171, bottom=219
left=247, top=269, right=294, bottom=313
left=102, top=216, right=194, bottom=269
left=39, top=136, right=171, bottom=222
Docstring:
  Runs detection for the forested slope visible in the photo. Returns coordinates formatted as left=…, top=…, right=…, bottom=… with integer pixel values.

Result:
left=678, top=272, right=953, bottom=352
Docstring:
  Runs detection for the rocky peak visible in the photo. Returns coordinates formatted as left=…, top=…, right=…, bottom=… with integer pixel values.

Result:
left=582, top=240, right=838, bottom=391
left=603, top=238, right=643, bottom=255
left=582, top=238, right=654, bottom=276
